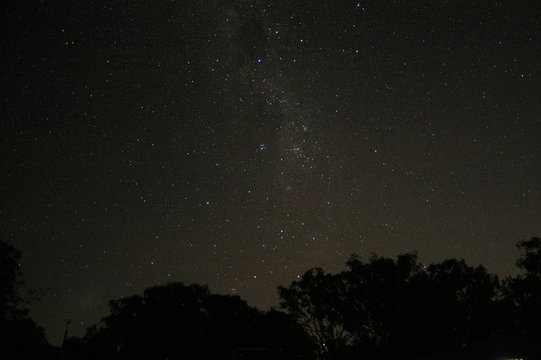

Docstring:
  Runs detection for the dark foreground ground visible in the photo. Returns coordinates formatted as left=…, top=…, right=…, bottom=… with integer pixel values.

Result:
left=417, top=327, right=541, bottom=360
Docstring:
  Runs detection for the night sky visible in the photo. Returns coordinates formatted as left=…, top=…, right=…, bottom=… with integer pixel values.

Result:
left=2, top=0, right=540, bottom=346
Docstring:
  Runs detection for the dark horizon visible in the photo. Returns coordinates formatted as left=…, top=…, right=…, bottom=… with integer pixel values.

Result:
left=4, top=237, right=541, bottom=360
left=2, top=0, right=540, bottom=346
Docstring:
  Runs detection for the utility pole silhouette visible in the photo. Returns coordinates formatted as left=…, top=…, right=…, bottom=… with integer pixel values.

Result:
left=61, top=320, right=71, bottom=360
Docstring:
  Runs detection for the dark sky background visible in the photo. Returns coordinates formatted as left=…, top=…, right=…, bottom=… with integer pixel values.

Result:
left=1, top=0, right=540, bottom=346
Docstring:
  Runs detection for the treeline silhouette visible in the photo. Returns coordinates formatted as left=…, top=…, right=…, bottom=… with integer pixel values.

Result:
left=1, top=238, right=540, bottom=359
left=0, top=240, right=57, bottom=359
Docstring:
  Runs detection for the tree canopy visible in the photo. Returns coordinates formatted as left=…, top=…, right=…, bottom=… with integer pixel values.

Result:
left=278, top=240, right=540, bottom=360
left=0, top=239, right=26, bottom=320
left=0, top=239, right=54, bottom=360
left=76, top=282, right=312, bottom=360
left=5, top=237, right=540, bottom=360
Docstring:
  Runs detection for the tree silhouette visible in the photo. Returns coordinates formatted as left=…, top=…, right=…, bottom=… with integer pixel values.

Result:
left=278, top=268, right=351, bottom=360
left=279, top=253, right=503, bottom=360
left=65, top=238, right=541, bottom=360
left=345, top=253, right=422, bottom=358
left=82, top=282, right=311, bottom=360
left=0, top=239, right=26, bottom=320
left=505, top=237, right=541, bottom=329
left=0, top=239, right=55, bottom=360
left=421, top=259, right=500, bottom=351
left=257, top=308, right=314, bottom=358
left=516, top=237, right=541, bottom=278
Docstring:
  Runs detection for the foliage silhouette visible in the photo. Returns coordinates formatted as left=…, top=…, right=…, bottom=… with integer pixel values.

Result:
left=278, top=252, right=515, bottom=359
left=505, top=237, right=541, bottom=330
left=420, top=259, right=500, bottom=352
left=278, top=268, right=351, bottom=360
left=77, top=282, right=312, bottom=360
left=59, top=237, right=541, bottom=360
left=0, top=239, right=26, bottom=320
left=0, top=239, right=57, bottom=360
left=516, top=237, right=541, bottom=278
